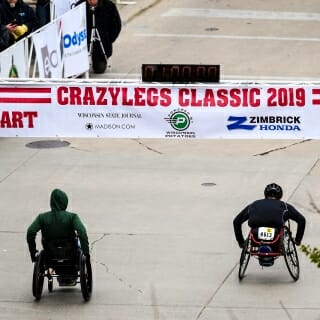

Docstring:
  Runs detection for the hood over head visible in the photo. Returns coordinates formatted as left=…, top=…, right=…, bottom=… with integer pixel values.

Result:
left=50, top=188, right=68, bottom=211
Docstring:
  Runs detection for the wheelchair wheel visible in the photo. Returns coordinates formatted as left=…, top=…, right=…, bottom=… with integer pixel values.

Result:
left=32, top=251, right=45, bottom=300
left=238, top=237, right=251, bottom=280
left=80, top=254, right=92, bottom=301
left=282, top=228, right=300, bottom=281
left=48, top=277, right=53, bottom=292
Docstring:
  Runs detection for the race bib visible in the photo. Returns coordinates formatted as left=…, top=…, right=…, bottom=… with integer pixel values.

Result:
left=258, top=227, right=275, bottom=240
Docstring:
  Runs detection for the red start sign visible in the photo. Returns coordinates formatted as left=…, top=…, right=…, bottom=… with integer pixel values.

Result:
left=0, top=111, right=38, bottom=128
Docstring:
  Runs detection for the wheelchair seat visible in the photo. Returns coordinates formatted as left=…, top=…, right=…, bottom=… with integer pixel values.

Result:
left=43, top=238, right=78, bottom=263
left=32, top=237, right=92, bottom=301
left=249, top=227, right=283, bottom=267
left=239, top=224, right=300, bottom=281
left=42, top=238, right=80, bottom=284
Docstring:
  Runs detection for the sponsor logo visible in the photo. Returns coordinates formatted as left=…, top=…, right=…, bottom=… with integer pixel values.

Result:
left=165, top=109, right=192, bottom=131
left=85, top=123, right=94, bottom=130
left=227, top=116, right=302, bottom=131
left=164, top=109, right=196, bottom=138
left=85, top=123, right=135, bottom=130
left=63, top=29, right=87, bottom=49
left=41, top=45, right=59, bottom=78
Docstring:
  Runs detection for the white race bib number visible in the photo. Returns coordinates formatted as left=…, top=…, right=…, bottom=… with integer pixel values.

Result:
left=258, top=227, right=275, bottom=240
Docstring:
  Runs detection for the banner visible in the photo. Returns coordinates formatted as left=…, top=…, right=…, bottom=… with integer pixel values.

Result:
left=61, top=3, right=89, bottom=77
left=0, top=41, right=26, bottom=78
left=32, top=23, right=63, bottom=78
left=1, top=81, right=320, bottom=139
left=54, top=0, right=78, bottom=19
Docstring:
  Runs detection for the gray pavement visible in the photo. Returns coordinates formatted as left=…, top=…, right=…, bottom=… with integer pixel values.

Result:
left=1, top=138, right=320, bottom=319
left=116, top=0, right=160, bottom=24
left=1, top=0, right=320, bottom=319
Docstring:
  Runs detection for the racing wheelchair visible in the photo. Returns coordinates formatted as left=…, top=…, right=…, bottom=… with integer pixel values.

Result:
left=238, top=222, right=299, bottom=281
left=32, top=238, right=92, bottom=301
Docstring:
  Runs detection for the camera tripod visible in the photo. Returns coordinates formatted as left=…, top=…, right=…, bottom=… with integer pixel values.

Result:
left=88, top=7, right=108, bottom=70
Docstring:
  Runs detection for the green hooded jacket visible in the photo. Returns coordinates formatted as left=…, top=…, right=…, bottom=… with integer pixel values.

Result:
left=26, top=189, right=89, bottom=255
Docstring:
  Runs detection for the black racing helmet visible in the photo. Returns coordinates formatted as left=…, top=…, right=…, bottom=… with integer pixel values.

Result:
left=264, top=183, right=283, bottom=200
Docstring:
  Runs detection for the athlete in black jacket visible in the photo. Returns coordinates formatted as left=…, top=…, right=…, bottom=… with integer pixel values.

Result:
left=233, top=183, right=306, bottom=248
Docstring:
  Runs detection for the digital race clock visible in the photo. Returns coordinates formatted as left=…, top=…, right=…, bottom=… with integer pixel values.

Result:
left=141, top=64, right=220, bottom=83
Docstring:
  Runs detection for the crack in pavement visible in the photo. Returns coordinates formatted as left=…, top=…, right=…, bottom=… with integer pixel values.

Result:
left=253, top=139, right=312, bottom=156
left=125, top=0, right=163, bottom=23
left=90, top=233, right=144, bottom=294
left=195, top=262, right=238, bottom=320
left=280, top=300, right=293, bottom=320
left=90, top=233, right=108, bottom=253
left=301, top=158, right=320, bottom=210
left=98, top=260, right=144, bottom=294
left=0, top=149, right=40, bottom=184
left=308, top=192, right=320, bottom=214
left=132, top=139, right=163, bottom=154
left=286, top=157, right=320, bottom=203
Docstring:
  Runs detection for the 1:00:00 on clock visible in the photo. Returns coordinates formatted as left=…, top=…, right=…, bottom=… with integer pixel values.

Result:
left=141, top=64, right=220, bottom=83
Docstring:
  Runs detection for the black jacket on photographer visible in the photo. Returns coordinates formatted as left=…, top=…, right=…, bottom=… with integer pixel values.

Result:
left=0, top=0, right=39, bottom=40
left=233, top=183, right=306, bottom=248
left=0, top=22, right=14, bottom=52
left=76, top=0, right=121, bottom=73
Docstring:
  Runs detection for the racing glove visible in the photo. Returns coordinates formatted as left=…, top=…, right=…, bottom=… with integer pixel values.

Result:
left=31, top=250, right=39, bottom=262
left=238, top=242, right=245, bottom=249
left=294, top=239, right=301, bottom=246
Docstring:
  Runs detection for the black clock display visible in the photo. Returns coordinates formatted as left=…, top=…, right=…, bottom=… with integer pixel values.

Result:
left=141, top=64, right=220, bottom=83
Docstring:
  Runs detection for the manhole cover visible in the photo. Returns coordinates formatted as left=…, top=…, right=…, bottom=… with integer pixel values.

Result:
left=205, top=27, right=219, bottom=31
left=201, top=182, right=216, bottom=187
left=26, top=140, right=70, bottom=149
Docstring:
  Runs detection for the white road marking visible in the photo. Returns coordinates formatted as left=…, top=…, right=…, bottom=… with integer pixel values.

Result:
left=135, top=32, right=320, bottom=42
left=162, top=8, right=320, bottom=21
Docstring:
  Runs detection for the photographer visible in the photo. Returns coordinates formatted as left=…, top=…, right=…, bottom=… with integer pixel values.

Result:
left=76, top=0, right=121, bottom=74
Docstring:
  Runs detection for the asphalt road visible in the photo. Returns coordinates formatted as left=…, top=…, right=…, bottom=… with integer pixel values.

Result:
left=1, top=1, right=320, bottom=319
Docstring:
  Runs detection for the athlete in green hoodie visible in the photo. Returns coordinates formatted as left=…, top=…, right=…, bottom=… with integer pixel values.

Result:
left=26, top=188, right=90, bottom=262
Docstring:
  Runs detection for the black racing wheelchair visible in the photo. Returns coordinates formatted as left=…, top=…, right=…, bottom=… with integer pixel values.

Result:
left=238, top=222, right=299, bottom=281
left=32, top=238, right=92, bottom=301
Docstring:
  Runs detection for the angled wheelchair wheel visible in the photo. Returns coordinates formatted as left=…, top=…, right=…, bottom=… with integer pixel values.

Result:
left=32, top=251, right=45, bottom=300
left=48, top=277, right=53, bottom=292
left=80, top=254, right=92, bottom=302
left=238, top=237, right=251, bottom=280
left=282, top=228, right=300, bottom=281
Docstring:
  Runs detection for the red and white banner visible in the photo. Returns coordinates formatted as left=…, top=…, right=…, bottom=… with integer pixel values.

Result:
left=1, top=81, right=320, bottom=139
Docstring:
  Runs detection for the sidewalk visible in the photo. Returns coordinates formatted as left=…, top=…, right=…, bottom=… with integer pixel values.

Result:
left=116, top=0, right=161, bottom=23
left=24, top=0, right=160, bottom=23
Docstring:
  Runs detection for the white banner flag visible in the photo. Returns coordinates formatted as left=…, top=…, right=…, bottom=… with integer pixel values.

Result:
left=0, top=41, right=26, bottom=78
left=1, top=81, right=320, bottom=139
left=54, top=0, right=78, bottom=18
left=61, top=3, right=89, bottom=77
left=32, top=23, right=63, bottom=78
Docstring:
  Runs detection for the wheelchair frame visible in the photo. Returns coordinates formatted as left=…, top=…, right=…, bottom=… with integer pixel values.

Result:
left=238, top=224, right=300, bottom=281
left=32, top=241, right=92, bottom=301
